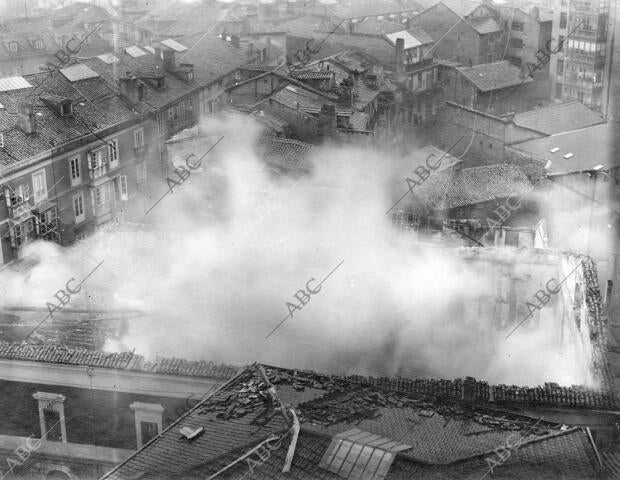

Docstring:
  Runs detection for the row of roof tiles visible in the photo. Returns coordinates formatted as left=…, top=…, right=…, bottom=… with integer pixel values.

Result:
left=0, top=342, right=238, bottom=379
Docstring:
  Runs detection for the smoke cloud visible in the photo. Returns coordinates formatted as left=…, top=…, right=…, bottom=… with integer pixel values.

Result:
left=0, top=113, right=600, bottom=388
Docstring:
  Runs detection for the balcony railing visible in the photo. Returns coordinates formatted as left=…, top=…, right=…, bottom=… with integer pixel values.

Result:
left=405, top=57, right=434, bottom=73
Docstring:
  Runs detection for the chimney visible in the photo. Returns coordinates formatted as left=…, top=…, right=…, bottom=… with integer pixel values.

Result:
left=230, top=34, right=240, bottom=48
left=266, top=37, right=272, bottom=60
left=119, top=75, right=140, bottom=104
left=318, top=104, right=336, bottom=136
left=248, top=41, right=255, bottom=56
left=153, top=46, right=163, bottom=70
left=530, top=6, right=539, bottom=19
left=395, top=37, right=405, bottom=74
left=17, top=104, right=36, bottom=134
left=162, top=49, right=175, bottom=73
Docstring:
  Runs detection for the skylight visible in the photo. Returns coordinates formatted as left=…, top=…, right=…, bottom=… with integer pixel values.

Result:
left=60, top=64, right=99, bottom=82
left=563, top=153, right=574, bottom=159
left=549, top=147, right=559, bottom=153
left=0, top=76, right=32, bottom=92
left=319, top=429, right=411, bottom=480
left=593, top=164, right=604, bottom=170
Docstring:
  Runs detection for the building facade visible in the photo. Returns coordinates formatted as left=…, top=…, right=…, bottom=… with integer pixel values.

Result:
left=549, top=0, right=616, bottom=114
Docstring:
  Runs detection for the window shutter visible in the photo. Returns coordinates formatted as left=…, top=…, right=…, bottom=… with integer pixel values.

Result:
left=87, top=152, right=94, bottom=170
left=4, top=188, right=10, bottom=207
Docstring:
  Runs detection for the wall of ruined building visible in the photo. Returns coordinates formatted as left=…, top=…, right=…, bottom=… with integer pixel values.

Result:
left=260, top=99, right=321, bottom=139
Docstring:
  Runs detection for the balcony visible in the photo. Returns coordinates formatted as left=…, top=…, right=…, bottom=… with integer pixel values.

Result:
left=8, top=199, right=33, bottom=220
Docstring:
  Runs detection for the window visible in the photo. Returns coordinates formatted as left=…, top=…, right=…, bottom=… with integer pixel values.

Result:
left=34, top=39, right=44, bottom=49
left=60, top=102, right=72, bottom=116
left=509, top=38, right=524, bottom=49
left=93, top=183, right=112, bottom=212
left=319, top=429, right=410, bottom=480
left=134, top=128, right=144, bottom=150
left=73, top=192, right=84, bottom=222
left=32, top=170, right=47, bottom=204
left=130, top=403, right=163, bottom=449
left=511, top=21, right=524, bottom=31
left=557, top=59, right=564, bottom=75
left=89, top=148, right=107, bottom=179
left=560, top=13, right=567, bottom=29
left=108, top=139, right=119, bottom=169
left=555, top=82, right=563, bottom=99
left=7, top=184, right=30, bottom=206
left=486, top=53, right=494, bottom=62
left=69, top=156, right=80, bottom=186
left=577, top=90, right=585, bottom=102
left=7, top=41, right=18, bottom=52
left=157, top=113, right=164, bottom=132
left=137, top=162, right=147, bottom=185
left=33, top=392, right=67, bottom=443
left=117, top=175, right=128, bottom=200
left=12, top=66, right=22, bottom=76
left=168, top=107, right=174, bottom=122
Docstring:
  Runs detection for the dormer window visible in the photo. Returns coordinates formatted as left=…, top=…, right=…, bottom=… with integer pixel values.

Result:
left=40, top=94, right=73, bottom=117
left=34, top=39, right=44, bottom=50
left=7, top=41, right=18, bottom=52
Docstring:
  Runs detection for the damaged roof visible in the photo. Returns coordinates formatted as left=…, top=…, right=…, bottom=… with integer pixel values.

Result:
left=0, top=341, right=238, bottom=379
left=411, top=164, right=533, bottom=210
left=101, top=364, right=608, bottom=480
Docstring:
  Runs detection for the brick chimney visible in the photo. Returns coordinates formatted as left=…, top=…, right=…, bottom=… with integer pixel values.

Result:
left=395, top=38, right=405, bottom=74
left=318, top=104, right=336, bottom=136
left=17, top=104, right=36, bottom=134
left=162, top=49, right=175, bottom=73
left=119, top=75, right=141, bottom=104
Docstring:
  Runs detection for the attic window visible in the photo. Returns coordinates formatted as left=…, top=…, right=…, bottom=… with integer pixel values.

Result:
left=7, top=41, right=18, bottom=52
left=34, top=39, right=44, bottom=50
left=563, top=152, right=574, bottom=159
left=319, top=429, right=412, bottom=480
left=549, top=147, right=559, bottom=153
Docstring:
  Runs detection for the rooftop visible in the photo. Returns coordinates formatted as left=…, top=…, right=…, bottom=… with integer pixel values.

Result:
left=467, top=16, right=503, bottom=34
left=268, top=85, right=352, bottom=116
left=0, top=341, right=238, bottom=379
left=101, top=363, right=611, bottom=480
left=456, top=60, right=529, bottom=92
left=385, top=27, right=434, bottom=49
left=259, top=137, right=315, bottom=171
left=411, top=163, right=533, bottom=210
left=350, top=17, right=405, bottom=35
left=511, top=101, right=605, bottom=136
left=509, top=123, right=620, bottom=174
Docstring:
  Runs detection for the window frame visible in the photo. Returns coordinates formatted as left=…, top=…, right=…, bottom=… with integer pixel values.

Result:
left=133, top=127, right=144, bottom=150
left=73, top=192, right=85, bottom=223
left=32, top=170, right=47, bottom=204
left=69, top=156, right=81, bottom=186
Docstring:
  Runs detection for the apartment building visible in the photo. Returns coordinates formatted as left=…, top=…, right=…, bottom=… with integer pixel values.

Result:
left=549, top=0, right=616, bottom=115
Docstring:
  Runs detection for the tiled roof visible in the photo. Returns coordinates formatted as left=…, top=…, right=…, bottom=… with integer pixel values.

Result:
left=0, top=341, right=238, bottom=379
left=468, top=16, right=503, bottom=34
left=512, top=101, right=605, bottom=136
left=270, top=85, right=352, bottom=116
left=412, top=164, right=533, bottom=210
left=0, top=67, right=145, bottom=167
left=331, top=0, right=423, bottom=19
left=457, top=60, right=529, bottom=92
left=321, top=34, right=395, bottom=65
left=508, top=123, right=620, bottom=173
left=176, top=33, right=251, bottom=86
left=351, top=17, right=405, bottom=35
left=101, top=365, right=606, bottom=480
left=259, top=137, right=314, bottom=170
left=276, top=16, right=341, bottom=39
left=439, top=0, right=486, bottom=17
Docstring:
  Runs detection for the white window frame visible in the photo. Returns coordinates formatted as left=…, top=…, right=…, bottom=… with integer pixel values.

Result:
left=73, top=192, right=85, bottom=223
left=8, top=41, right=18, bottom=52
left=34, top=39, right=44, bottom=49
left=118, top=175, right=128, bottom=200
left=130, top=402, right=163, bottom=449
left=89, top=148, right=107, bottom=179
left=133, top=127, right=144, bottom=150
left=32, top=170, right=47, bottom=204
left=33, top=392, right=67, bottom=443
left=94, top=183, right=112, bottom=212
left=108, top=138, right=119, bottom=169
left=69, top=156, right=81, bottom=186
